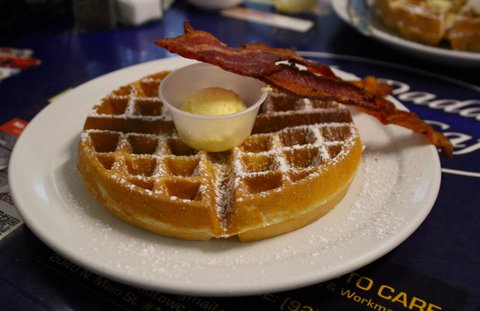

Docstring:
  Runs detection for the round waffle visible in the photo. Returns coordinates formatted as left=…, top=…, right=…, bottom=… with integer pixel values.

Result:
left=77, top=70, right=362, bottom=241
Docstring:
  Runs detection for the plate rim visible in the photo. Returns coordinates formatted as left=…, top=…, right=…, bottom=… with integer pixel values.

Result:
left=8, top=56, right=442, bottom=296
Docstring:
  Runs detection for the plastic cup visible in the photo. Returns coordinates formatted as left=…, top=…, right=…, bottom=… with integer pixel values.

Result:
left=159, top=62, right=268, bottom=152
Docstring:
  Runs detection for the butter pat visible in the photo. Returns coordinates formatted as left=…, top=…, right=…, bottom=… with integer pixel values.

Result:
left=159, top=63, right=267, bottom=153
left=181, top=87, right=247, bottom=115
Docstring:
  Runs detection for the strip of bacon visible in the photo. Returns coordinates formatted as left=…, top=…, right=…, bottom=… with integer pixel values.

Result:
left=155, top=21, right=453, bottom=156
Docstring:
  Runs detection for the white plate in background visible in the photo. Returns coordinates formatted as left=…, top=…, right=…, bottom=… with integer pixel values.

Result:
left=332, top=0, right=480, bottom=66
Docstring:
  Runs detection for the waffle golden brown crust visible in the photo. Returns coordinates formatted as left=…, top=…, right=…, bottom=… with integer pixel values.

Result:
left=77, top=70, right=362, bottom=241
left=374, top=0, right=480, bottom=52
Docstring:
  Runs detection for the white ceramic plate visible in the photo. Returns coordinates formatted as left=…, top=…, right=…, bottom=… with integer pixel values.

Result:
left=331, top=0, right=480, bottom=66
left=9, top=57, right=441, bottom=296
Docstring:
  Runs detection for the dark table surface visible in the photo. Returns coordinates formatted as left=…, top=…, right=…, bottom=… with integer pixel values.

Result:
left=1, top=1, right=479, bottom=310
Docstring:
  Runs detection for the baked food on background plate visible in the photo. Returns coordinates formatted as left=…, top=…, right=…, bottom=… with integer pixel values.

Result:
left=374, top=0, right=480, bottom=52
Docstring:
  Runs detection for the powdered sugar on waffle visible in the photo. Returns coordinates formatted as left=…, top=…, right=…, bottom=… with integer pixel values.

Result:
left=79, top=73, right=361, bottom=238
left=89, top=95, right=173, bottom=121
left=232, top=123, right=357, bottom=183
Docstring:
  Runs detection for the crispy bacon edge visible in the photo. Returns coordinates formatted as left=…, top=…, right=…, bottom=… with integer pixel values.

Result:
left=155, top=21, right=453, bottom=156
